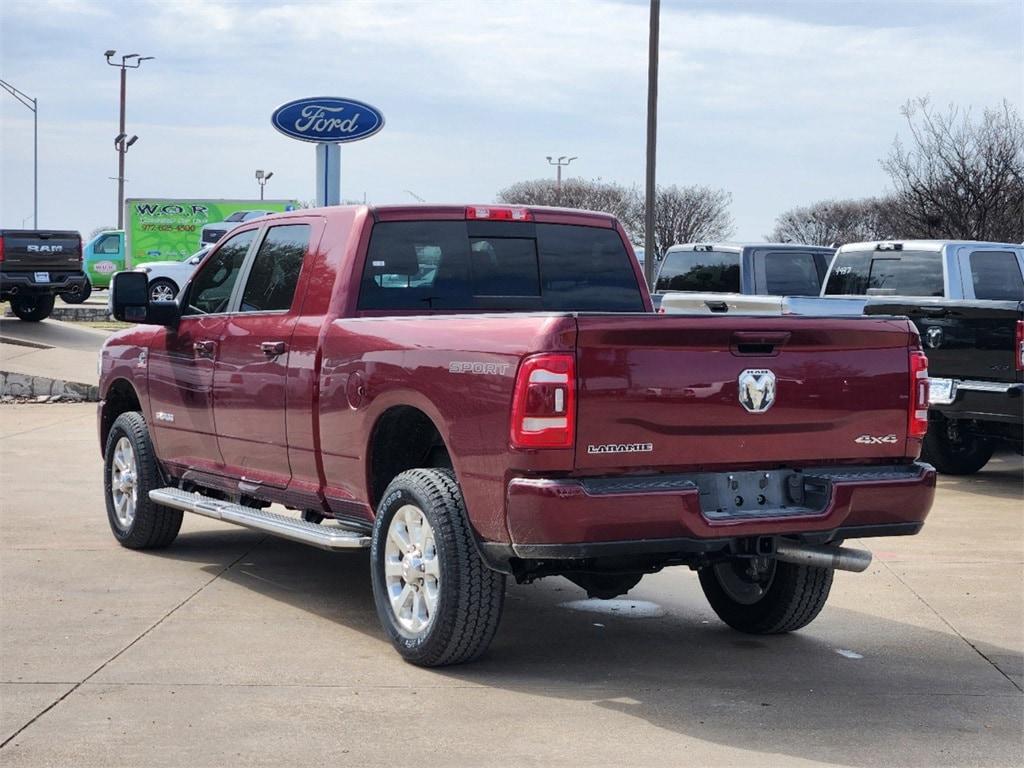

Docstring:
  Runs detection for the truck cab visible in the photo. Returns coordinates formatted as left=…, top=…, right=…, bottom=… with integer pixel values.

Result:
left=83, top=230, right=126, bottom=290
left=657, top=243, right=835, bottom=314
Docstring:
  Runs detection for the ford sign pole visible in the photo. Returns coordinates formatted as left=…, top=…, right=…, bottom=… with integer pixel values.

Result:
left=271, top=97, right=385, bottom=208
left=643, top=0, right=660, bottom=291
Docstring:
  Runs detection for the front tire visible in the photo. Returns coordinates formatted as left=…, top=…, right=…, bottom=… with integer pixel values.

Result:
left=370, top=468, right=505, bottom=667
left=921, top=420, right=994, bottom=475
left=148, top=278, right=179, bottom=302
left=699, top=558, right=833, bottom=634
left=11, top=293, right=54, bottom=321
left=103, top=411, right=182, bottom=549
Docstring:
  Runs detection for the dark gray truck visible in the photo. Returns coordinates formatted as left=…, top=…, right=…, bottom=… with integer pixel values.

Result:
left=823, top=241, right=1023, bottom=474
left=1, top=229, right=89, bottom=321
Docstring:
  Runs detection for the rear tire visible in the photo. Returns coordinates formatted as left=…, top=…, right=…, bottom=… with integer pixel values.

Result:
left=371, top=468, right=505, bottom=667
left=699, top=558, right=833, bottom=634
left=103, top=411, right=182, bottom=549
left=921, top=420, right=994, bottom=475
left=11, top=293, right=54, bottom=321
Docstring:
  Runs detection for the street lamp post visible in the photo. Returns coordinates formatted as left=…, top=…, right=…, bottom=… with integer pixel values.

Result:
left=1, top=79, right=38, bottom=228
left=545, top=155, right=578, bottom=199
left=643, top=0, right=661, bottom=290
left=255, top=169, right=274, bottom=201
left=105, top=50, right=154, bottom=229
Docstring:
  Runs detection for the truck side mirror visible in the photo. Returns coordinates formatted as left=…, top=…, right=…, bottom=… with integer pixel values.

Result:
left=111, top=271, right=180, bottom=328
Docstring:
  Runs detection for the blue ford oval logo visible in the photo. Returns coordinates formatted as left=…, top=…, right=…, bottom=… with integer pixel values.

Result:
left=271, top=97, right=385, bottom=144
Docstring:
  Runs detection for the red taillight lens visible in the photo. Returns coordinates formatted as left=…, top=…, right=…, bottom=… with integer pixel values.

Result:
left=0, top=236, right=5, bottom=263
left=510, top=353, right=575, bottom=449
left=465, top=206, right=532, bottom=222
left=1016, top=320, right=1023, bottom=372
left=909, top=349, right=929, bottom=438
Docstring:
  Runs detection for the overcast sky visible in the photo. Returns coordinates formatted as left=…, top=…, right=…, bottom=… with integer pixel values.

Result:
left=1, top=0, right=1021, bottom=241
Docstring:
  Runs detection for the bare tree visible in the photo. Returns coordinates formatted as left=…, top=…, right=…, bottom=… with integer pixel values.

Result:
left=882, top=97, right=1024, bottom=241
left=636, top=184, right=734, bottom=257
left=767, top=197, right=897, bottom=246
left=497, top=178, right=642, bottom=238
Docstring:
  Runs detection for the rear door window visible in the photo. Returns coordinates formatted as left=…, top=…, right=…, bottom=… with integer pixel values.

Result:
left=357, top=221, right=641, bottom=311
left=655, top=249, right=740, bottom=293
left=825, top=250, right=944, bottom=296
left=968, top=251, right=1024, bottom=300
left=762, top=250, right=823, bottom=295
left=238, top=224, right=310, bottom=313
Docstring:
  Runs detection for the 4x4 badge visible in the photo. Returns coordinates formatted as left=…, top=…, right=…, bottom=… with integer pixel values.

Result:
left=738, top=369, right=776, bottom=413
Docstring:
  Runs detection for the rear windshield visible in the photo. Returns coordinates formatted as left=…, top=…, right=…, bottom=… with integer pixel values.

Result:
left=357, top=221, right=643, bottom=312
left=824, top=250, right=944, bottom=297
left=655, top=249, right=740, bottom=293
left=968, top=251, right=1024, bottom=300
left=763, top=250, right=824, bottom=296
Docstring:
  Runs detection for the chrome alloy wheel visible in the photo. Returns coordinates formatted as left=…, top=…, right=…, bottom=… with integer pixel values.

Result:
left=384, top=504, right=441, bottom=635
left=150, top=282, right=176, bottom=302
left=110, top=436, right=138, bottom=529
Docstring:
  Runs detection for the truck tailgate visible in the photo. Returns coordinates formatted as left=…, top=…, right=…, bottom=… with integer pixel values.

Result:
left=574, top=315, right=916, bottom=470
left=1, top=230, right=82, bottom=270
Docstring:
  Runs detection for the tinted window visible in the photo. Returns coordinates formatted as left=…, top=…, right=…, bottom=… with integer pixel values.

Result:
left=824, top=250, right=943, bottom=296
left=470, top=238, right=540, bottom=296
left=239, top=224, right=310, bottom=312
left=655, top=249, right=740, bottom=293
left=358, top=221, right=641, bottom=312
left=764, top=251, right=822, bottom=296
left=185, top=230, right=256, bottom=314
left=969, top=251, right=1024, bottom=300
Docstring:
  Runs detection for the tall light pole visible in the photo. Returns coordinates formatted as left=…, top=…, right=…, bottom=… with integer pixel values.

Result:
left=1, top=79, right=38, bottom=228
left=546, top=155, right=578, bottom=199
left=643, top=0, right=660, bottom=290
left=255, top=169, right=274, bottom=200
left=105, top=50, right=154, bottom=229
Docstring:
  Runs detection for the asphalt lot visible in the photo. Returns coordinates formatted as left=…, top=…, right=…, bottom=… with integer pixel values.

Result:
left=1, top=402, right=1021, bottom=767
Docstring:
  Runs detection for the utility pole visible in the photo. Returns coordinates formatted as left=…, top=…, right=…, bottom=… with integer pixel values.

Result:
left=546, top=155, right=578, bottom=200
left=643, top=0, right=660, bottom=290
left=105, top=50, right=154, bottom=229
left=256, top=169, right=274, bottom=200
left=1, top=79, right=38, bottom=228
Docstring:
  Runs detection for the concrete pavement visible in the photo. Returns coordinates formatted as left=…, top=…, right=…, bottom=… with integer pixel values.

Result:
left=0, top=317, right=110, bottom=389
left=0, top=403, right=1021, bottom=767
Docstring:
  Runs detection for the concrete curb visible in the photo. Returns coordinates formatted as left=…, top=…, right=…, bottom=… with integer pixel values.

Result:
left=3, top=306, right=112, bottom=322
left=0, top=370, right=99, bottom=402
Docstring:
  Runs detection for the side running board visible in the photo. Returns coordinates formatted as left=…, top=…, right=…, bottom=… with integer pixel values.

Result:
left=149, top=487, right=370, bottom=550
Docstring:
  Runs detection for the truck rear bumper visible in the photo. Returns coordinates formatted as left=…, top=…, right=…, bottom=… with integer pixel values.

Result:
left=930, top=382, right=1024, bottom=427
left=1, top=270, right=88, bottom=297
left=504, top=462, right=935, bottom=559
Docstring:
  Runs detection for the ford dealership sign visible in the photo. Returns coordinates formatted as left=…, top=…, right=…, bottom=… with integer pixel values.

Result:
left=271, top=97, right=385, bottom=144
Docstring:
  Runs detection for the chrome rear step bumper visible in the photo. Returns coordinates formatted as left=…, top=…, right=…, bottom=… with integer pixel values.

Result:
left=150, top=487, right=370, bottom=550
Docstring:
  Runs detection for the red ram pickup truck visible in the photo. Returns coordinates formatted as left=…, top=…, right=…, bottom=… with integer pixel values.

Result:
left=100, top=204, right=936, bottom=667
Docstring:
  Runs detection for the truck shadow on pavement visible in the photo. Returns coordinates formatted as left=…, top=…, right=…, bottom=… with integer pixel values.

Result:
left=932, top=452, right=1023, bottom=501
left=157, top=523, right=1024, bottom=768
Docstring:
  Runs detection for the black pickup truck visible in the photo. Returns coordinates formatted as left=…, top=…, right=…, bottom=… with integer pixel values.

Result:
left=0, top=229, right=89, bottom=321
left=822, top=240, right=1023, bottom=474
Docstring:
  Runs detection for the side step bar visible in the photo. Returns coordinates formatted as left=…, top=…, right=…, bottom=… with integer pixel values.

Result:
left=150, top=487, right=370, bottom=550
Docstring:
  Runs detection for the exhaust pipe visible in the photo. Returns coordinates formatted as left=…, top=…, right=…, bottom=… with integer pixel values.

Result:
left=775, top=541, right=872, bottom=573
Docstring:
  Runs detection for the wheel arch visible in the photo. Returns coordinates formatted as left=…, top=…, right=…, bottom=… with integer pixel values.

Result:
left=365, top=403, right=454, bottom=510
left=100, top=377, right=143, bottom=450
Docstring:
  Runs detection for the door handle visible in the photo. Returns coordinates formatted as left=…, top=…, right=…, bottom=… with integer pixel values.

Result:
left=261, top=341, right=287, bottom=357
left=193, top=340, right=216, bottom=356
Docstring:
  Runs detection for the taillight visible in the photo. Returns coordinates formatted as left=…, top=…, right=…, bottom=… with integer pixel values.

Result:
left=909, top=349, right=929, bottom=438
left=1016, top=321, right=1023, bottom=372
left=0, top=236, right=5, bottom=263
left=510, top=353, right=575, bottom=449
left=465, top=206, right=532, bottom=222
